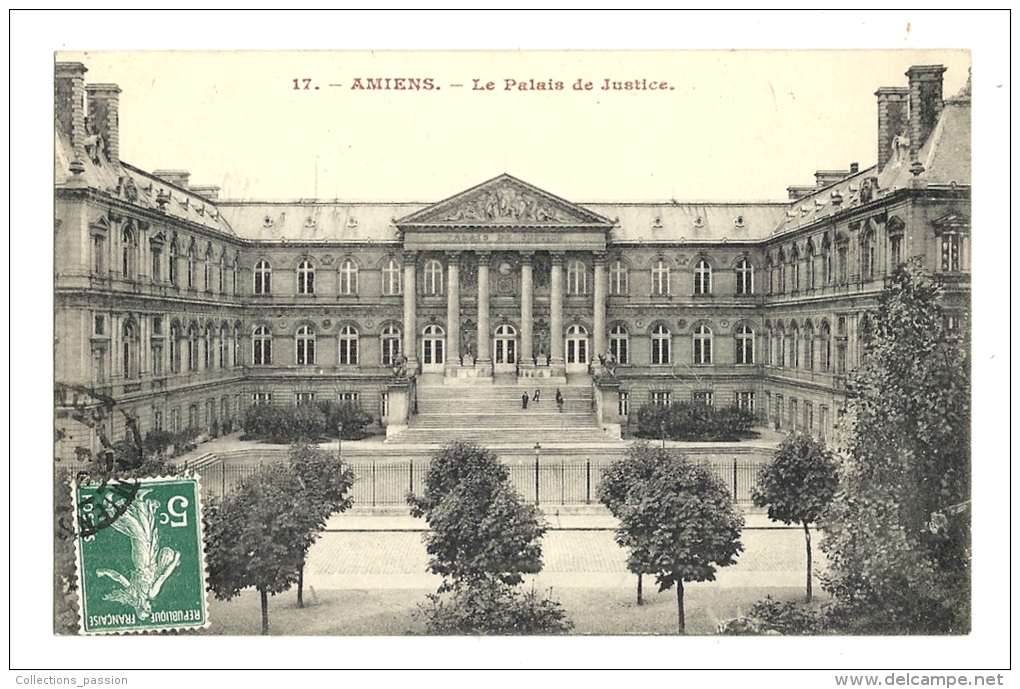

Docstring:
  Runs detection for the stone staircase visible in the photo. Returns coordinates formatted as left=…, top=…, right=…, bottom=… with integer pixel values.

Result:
left=386, top=380, right=620, bottom=446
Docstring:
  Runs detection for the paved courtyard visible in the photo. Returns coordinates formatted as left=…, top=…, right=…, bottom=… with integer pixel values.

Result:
left=304, top=523, right=823, bottom=591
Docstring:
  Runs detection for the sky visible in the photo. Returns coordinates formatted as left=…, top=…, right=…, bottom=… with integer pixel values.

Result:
left=58, top=49, right=970, bottom=203
left=12, top=9, right=1012, bottom=677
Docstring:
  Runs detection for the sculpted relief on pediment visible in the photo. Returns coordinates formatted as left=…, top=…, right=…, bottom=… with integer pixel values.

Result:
left=441, top=184, right=579, bottom=224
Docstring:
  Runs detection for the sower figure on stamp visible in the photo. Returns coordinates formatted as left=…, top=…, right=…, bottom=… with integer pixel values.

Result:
left=522, top=392, right=529, bottom=410
left=555, top=388, right=564, bottom=412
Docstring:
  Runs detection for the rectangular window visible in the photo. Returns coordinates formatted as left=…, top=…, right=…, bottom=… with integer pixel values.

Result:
left=941, top=234, right=961, bottom=272
left=296, top=392, right=315, bottom=405
left=151, top=344, right=163, bottom=376
left=339, top=391, right=359, bottom=403
left=93, top=347, right=107, bottom=384
left=153, top=409, right=163, bottom=432
left=94, top=315, right=105, bottom=336
left=618, top=391, right=629, bottom=417
left=775, top=395, right=783, bottom=429
left=890, top=235, right=903, bottom=268
left=297, top=339, right=315, bottom=366
left=170, top=408, right=180, bottom=433
left=339, top=339, right=358, bottom=366
left=252, top=392, right=273, bottom=406
left=789, top=398, right=798, bottom=432
left=693, top=391, right=713, bottom=406
left=819, top=406, right=828, bottom=443
left=651, top=391, right=671, bottom=407
left=805, top=402, right=814, bottom=436
left=380, top=392, right=389, bottom=418
left=651, top=338, right=670, bottom=365
left=736, top=392, right=755, bottom=413
left=151, top=248, right=162, bottom=281
left=93, top=236, right=105, bottom=275
left=610, top=337, right=628, bottom=365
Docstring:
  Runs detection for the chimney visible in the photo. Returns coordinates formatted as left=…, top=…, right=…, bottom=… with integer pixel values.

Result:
left=55, top=62, right=88, bottom=167
left=787, top=185, right=815, bottom=201
left=153, top=170, right=190, bottom=189
left=906, top=65, right=946, bottom=161
left=849, top=162, right=859, bottom=174
left=814, top=170, right=850, bottom=188
left=85, top=83, right=122, bottom=167
left=190, top=185, right=220, bottom=200
left=875, top=86, right=908, bottom=171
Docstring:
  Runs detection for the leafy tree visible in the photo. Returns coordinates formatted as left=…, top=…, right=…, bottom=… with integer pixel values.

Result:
left=605, top=443, right=744, bottom=634
left=820, top=261, right=971, bottom=634
left=287, top=443, right=356, bottom=606
left=752, top=433, right=839, bottom=601
left=407, top=441, right=545, bottom=589
left=204, top=462, right=322, bottom=634
left=597, top=444, right=660, bottom=604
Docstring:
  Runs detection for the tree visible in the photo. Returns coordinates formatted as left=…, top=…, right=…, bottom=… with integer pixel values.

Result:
left=406, top=442, right=570, bottom=634
left=820, top=261, right=971, bottom=634
left=604, top=443, right=744, bottom=634
left=204, top=462, right=321, bottom=634
left=287, top=443, right=355, bottom=606
left=752, top=433, right=839, bottom=601
left=407, top=441, right=545, bottom=589
left=597, top=444, right=659, bottom=604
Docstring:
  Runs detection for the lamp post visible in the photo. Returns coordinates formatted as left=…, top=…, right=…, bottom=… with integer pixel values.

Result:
left=660, top=420, right=666, bottom=449
left=534, top=442, right=541, bottom=506
left=337, top=423, right=344, bottom=462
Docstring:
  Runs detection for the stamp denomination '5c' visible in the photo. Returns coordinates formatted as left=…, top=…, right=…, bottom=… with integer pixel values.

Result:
left=74, top=476, right=209, bottom=634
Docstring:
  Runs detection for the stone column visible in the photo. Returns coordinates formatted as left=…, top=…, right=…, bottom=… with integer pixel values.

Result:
left=593, top=251, right=607, bottom=361
left=520, top=251, right=534, bottom=366
left=446, top=251, right=460, bottom=372
left=476, top=252, right=491, bottom=373
left=402, top=251, right=418, bottom=371
left=550, top=252, right=565, bottom=370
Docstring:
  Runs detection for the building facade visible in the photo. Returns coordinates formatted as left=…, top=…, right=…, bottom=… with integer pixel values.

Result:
left=54, top=62, right=971, bottom=457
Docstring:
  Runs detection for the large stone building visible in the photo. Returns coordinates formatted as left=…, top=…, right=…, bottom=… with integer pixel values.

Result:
left=54, top=62, right=970, bottom=457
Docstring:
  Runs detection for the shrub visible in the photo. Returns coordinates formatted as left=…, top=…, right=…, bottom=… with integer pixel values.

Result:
left=415, top=580, right=573, bottom=635
left=746, top=595, right=825, bottom=635
left=635, top=402, right=756, bottom=442
left=242, top=401, right=374, bottom=444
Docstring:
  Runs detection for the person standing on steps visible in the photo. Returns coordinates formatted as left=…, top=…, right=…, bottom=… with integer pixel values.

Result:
left=533, top=388, right=541, bottom=404
left=522, top=391, right=529, bottom=410
left=555, top=388, right=564, bottom=412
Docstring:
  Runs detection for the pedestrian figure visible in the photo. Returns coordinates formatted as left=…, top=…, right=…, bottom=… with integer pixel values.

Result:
left=522, top=392, right=529, bottom=410
left=555, top=388, right=564, bottom=412
left=533, top=389, right=541, bottom=403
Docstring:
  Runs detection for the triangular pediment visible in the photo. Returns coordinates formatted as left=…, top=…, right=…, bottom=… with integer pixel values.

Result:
left=396, top=174, right=613, bottom=227
left=931, top=210, right=969, bottom=232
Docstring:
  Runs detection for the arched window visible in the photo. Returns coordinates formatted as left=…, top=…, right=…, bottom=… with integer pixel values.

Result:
left=764, top=325, right=773, bottom=366
left=789, top=321, right=800, bottom=368
left=218, top=254, right=226, bottom=293
left=736, top=258, right=753, bottom=295
left=121, top=319, right=138, bottom=378
left=169, top=240, right=180, bottom=286
left=169, top=321, right=182, bottom=374
left=218, top=323, right=228, bottom=368
left=651, top=259, right=670, bottom=296
left=609, top=324, right=629, bottom=365
left=233, top=323, right=242, bottom=367
left=187, top=323, right=200, bottom=372
left=252, top=325, right=272, bottom=366
left=253, top=260, right=271, bottom=294
left=231, top=257, right=239, bottom=296
left=565, top=324, right=588, bottom=365
left=203, top=247, right=213, bottom=292
left=187, top=245, right=196, bottom=289
left=694, top=259, right=712, bottom=295
left=381, top=324, right=401, bottom=366
left=609, top=260, right=628, bottom=295
left=862, top=230, right=876, bottom=279
left=693, top=324, right=713, bottom=365
left=296, top=325, right=316, bottom=365
left=651, top=324, right=671, bottom=365
left=567, top=260, right=587, bottom=295
left=297, top=259, right=315, bottom=295
left=338, top=325, right=358, bottom=365
left=382, top=257, right=402, bottom=295
left=421, top=324, right=445, bottom=365
left=202, top=323, right=212, bottom=369
left=777, top=325, right=786, bottom=368
left=423, top=259, right=443, bottom=295
left=338, top=259, right=357, bottom=295
left=121, top=228, right=136, bottom=279
left=777, top=249, right=786, bottom=293
left=735, top=324, right=754, bottom=365
left=822, top=236, right=833, bottom=285
left=804, top=321, right=815, bottom=371
left=790, top=246, right=801, bottom=292
left=820, top=321, right=831, bottom=372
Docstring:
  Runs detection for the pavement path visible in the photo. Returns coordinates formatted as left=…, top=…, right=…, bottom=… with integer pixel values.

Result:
left=304, top=517, right=825, bottom=591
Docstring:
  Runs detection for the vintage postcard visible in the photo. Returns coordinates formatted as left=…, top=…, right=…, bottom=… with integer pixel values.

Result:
left=26, top=17, right=1006, bottom=674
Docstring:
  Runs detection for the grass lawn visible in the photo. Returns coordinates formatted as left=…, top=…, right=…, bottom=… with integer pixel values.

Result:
left=205, top=584, right=811, bottom=636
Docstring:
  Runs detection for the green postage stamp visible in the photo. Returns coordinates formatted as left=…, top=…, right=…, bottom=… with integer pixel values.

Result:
left=73, top=475, right=209, bottom=634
